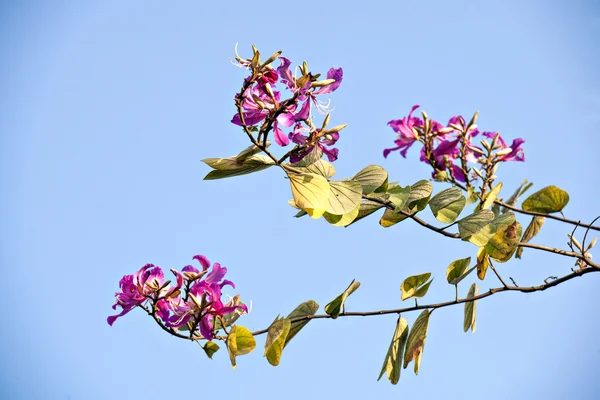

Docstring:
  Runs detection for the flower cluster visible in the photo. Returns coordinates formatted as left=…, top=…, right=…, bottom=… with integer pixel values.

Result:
left=384, top=105, right=525, bottom=182
left=231, top=49, right=344, bottom=162
left=108, top=255, right=247, bottom=341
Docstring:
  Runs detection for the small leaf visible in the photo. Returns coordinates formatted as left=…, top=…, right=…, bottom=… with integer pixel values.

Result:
left=516, top=216, right=545, bottom=259
left=226, top=325, right=256, bottom=369
left=466, top=186, right=479, bottom=205
left=353, top=165, right=388, bottom=194
left=202, top=341, right=220, bottom=359
left=476, top=247, right=489, bottom=280
left=202, top=154, right=275, bottom=180
left=378, top=317, right=409, bottom=384
left=429, top=187, right=466, bottom=223
left=502, top=180, right=533, bottom=213
left=400, top=273, right=433, bottom=301
left=403, top=309, right=431, bottom=375
left=446, top=257, right=473, bottom=285
left=264, top=316, right=291, bottom=366
left=324, top=280, right=361, bottom=319
left=326, top=180, right=363, bottom=215
left=323, top=203, right=360, bottom=227
left=388, top=186, right=412, bottom=212
left=379, top=207, right=407, bottom=228
left=481, top=182, right=503, bottom=210
left=464, top=283, right=478, bottom=332
left=460, top=211, right=516, bottom=247
left=485, top=221, right=523, bottom=262
left=285, top=300, right=319, bottom=347
left=522, top=185, right=570, bottom=213
left=288, top=172, right=330, bottom=219
left=294, top=210, right=308, bottom=218
left=406, top=180, right=432, bottom=212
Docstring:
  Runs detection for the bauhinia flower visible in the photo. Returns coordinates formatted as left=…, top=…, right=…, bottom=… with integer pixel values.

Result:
left=383, top=105, right=423, bottom=158
left=289, top=122, right=340, bottom=163
left=483, top=131, right=525, bottom=162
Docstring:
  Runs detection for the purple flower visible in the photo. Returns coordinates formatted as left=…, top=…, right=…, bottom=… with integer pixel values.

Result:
left=483, top=132, right=525, bottom=162
left=289, top=123, right=339, bottom=163
left=384, top=105, right=423, bottom=158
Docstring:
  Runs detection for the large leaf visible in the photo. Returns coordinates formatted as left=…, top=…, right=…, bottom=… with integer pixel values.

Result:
left=288, top=172, right=331, bottom=219
left=353, top=165, right=388, bottom=194
left=429, top=187, right=466, bottom=223
left=377, top=317, right=409, bottom=384
left=406, top=180, right=433, bottom=212
left=227, top=325, right=256, bottom=369
left=400, top=273, right=433, bottom=301
left=297, top=159, right=336, bottom=179
left=521, top=185, right=569, bottom=213
left=380, top=207, right=407, bottom=228
left=202, top=154, right=275, bottom=180
left=284, top=300, right=319, bottom=347
left=388, top=186, right=412, bottom=212
left=324, top=280, right=361, bottom=319
left=457, top=210, right=495, bottom=245
left=323, top=203, right=360, bottom=227
left=264, top=316, right=291, bottom=366
left=481, top=182, right=503, bottom=210
left=516, top=216, right=545, bottom=259
left=326, top=180, right=363, bottom=215
left=459, top=211, right=516, bottom=247
left=446, top=257, right=474, bottom=285
left=348, top=199, right=385, bottom=226
left=485, top=220, right=522, bottom=262
left=464, top=283, right=478, bottom=333
left=403, top=309, right=431, bottom=374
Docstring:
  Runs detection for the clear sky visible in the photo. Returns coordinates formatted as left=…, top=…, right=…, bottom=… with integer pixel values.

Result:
left=2, top=1, right=599, bottom=399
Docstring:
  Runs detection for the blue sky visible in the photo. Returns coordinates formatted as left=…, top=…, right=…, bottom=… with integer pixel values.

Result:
left=2, top=1, right=599, bottom=399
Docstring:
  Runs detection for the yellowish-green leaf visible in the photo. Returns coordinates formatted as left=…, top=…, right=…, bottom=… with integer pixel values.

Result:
left=403, top=309, right=430, bottom=375
left=297, top=159, right=336, bottom=179
left=202, top=154, right=275, bottom=180
left=326, top=180, right=363, bottom=215
left=460, top=212, right=516, bottom=247
left=429, top=187, right=466, bottom=223
left=227, top=325, right=256, bottom=369
left=285, top=300, right=319, bottom=347
left=464, top=283, right=478, bottom=332
left=353, top=165, right=388, bottom=194
left=400, top=273, right=433, bottom=301
left=466, top=186, right=479, bottom=205
left=380, top=207, right=406, bottom=228
left=522, top=185, right=569, bottom=213
left=406, top=180, right=432, bottom=211
left=288, top=172, right=330, bottom=219
left=476, top=247, right=489, bottom=280
left=485, top=221, right=522, bottom=262
left=264, top=316, right=291, bottom=366
left=202, top=341, right=220, bottom=359
left=458, top=210, right=495, bottom=245
left=388, top=186, right=412, bottom=212
left=348, top=199, right=385, bottom=226
left=324, top=280, right=361, bottom=319
left=323, top=203, right=360, bottom=227
left=446, top=257, right=473, bottom=285
left=516, top=216, right=545, bottom=259
left=236, top=142, right=270, bottom=161
left=377, top=317, right=409, bottom=384
left=482, top=182, right=503, bottom=210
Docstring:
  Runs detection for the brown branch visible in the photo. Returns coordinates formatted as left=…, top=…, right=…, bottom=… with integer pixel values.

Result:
left=498, top=201, right=600, bottom=231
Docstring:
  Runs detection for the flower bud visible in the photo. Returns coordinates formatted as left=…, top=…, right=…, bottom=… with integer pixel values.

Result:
left=467, top=111, right=479, bottom=128
left=587, top=237, right=598, bottom=251
left=311, top=78, right=336, bottom=87
left=568, top=234, right=583, bottom=251
left=261, top=50, right=282, bottom=68
left=480, top=139, right=491, bottom=151
left=321, top=113, right=331, bottom=130
left=323, top=123, right=347, bottom=134
left=495, top=147, right=513, bottom=157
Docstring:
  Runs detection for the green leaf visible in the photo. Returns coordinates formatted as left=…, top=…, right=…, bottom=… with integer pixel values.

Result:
left=323, top=203, right=360, bottom=227
left=379, top=207, right=407, bottom=228
left=297, top=159, right=336, bottom=179
left=429, top=187, right=466, bottom=223
left=400, top=273, right=433, bottom=301
left=324, top=280, right=361, bottom=319
left=457, top=210, right=495, bottom=246
left=476, top=247, right=489, bottom=280
left=501, top=180, right=533, bottom=213
left=464, top=283, right=478, bottom=333
left=521, top=185, right=570, bottom=213
left=481, top=182, right=503, bottom=210
left=288, top=172, right=330, bottom=219
left=202, top=154, right=275, bottom=180
left=326, top=180, right=363, bottom=215
left=406, top=180, right=432, bottom=212
left=516, top=216, right=545, bottom=259
left=485, top=220, right=523, bottom=262
left=348, top=199, right=385, bottom=226
left=202, top=341, right=220, bottom=359
left=446, top=257, right=473, bottom=285
left=388, top=186, right=412, bottom=212
left=403, top=309, right=431, bottom=374
left=285, top=300, right=319, bottom=347
left=377, top=317, right=409, bottom=384
left=353, top=165, right=388, bottom=194
left=290, top=145, right=322, bottom=167
left=264, top=316, right=291, bottom=366
left=294, top=210, right=308, bottom=218
left=459, top=211, right=516, bottom=247
left=466, top=186, right=480, bottom=205
left=226, top=325, right=256, bottom=369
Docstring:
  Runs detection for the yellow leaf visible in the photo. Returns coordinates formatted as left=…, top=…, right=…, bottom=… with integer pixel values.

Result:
left=288, top=172, right=331, bottom=219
